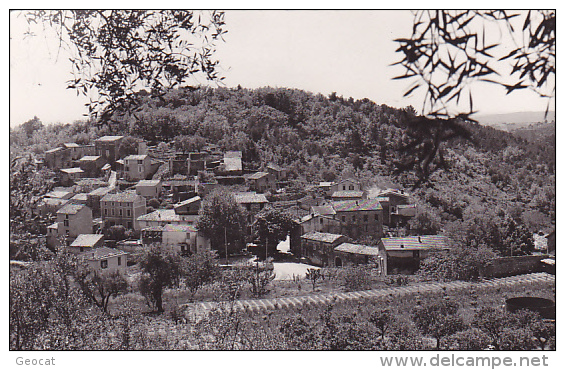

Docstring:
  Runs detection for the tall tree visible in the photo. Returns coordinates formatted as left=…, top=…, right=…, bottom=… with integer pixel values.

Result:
left=138, top=247, right=182, bottom=313
left=252, top=207, right=295, bottom=258
left=196, top=189, right=247, bottom=257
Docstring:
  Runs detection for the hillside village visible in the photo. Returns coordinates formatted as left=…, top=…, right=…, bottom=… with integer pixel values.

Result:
left=9, top=87, right=556, bottom=351
left=25, top=133, right=457, bottom=276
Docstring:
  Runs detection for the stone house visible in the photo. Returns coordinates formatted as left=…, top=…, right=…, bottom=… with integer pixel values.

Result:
left=68, top=234, right=104, bottom=254
left=87, top=186, right=115, bottom=218
left=136, top=208, right=196, bottom=230
left=45, top=147, right=71, bottom=170
left=135, top=179, right=162, bottom=199
left=234, top=192, right=269, bottom=224
left=101, top=192, right=146, bottom=231
left=379, top=235, right=451, bottom=273
left=60, top=168, right=85, bottom=186
left=81, top=247, right=128, bottom=273
left=247, top=171, right=276, bottom=193
left=300, top=231, right=348, bottom=267
left=56, top=203, right=93, bottom=239
left=79, top=155, right=106, bottom=177
left=266, top=163, right=287, bottom=181
left=334, top=242, right=387, bottom=273
left=123, top=154, right=153, bottom=181
left=332, top=199, right=384, bottom=240
left=94, top=135, right=124, bottom=164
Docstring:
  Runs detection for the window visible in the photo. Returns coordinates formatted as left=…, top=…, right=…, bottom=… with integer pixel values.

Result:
left=126, top=209, right=131, bottom=217
left=119, top=209, right=122, bottom=216
left=117, top=256, right=122, bottom=266
left=100, top=260, right=108, bottom=269
left=349, top=185, right=354, bottom=190
left=320, top=218, right=323, bottom=224
left=63, top=219, right=69, bottom=227
left=375, top=214, right=378, bottom=220
left=342, top=185, right=346, bottom=190
left=111, top=209, right=115, bottom=216
left=342, top=216, right=346, bottom=222
left=364, top=215, right=368, bottom=222
left=352, top=215, right=356, bottom=222
left=137, top=159, right=143, bottom=165
left=80, top=247, right=84, bottom=252
left=104, top=209, right=108, bottom=216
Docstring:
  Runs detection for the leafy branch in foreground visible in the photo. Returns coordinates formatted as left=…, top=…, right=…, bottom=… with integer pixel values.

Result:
left=21, top=10, right=226, bottom=124
left=394, top=10, right=555, bottom=119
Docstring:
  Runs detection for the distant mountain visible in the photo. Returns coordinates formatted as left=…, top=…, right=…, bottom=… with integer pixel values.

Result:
left=475, top=111, right=555, bottom=131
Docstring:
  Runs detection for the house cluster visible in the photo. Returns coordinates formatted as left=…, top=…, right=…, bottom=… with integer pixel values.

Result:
left=36, top=133, right=442, bottom=276
left=35, top=135, right=293, bottom=272
left=287, top=178, right=447, bottom=275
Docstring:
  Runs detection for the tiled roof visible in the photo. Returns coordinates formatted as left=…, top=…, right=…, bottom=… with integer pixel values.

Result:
left=175, top=196, right=201, bottom=207
left=311, top=205, right=336, bottom=216
left=88, top=187, right=114, bottom=197
left=331, top=190, right=364, bottom=198
left=95, top=135, right=124, bottom=142
left=248, top=171, right=270, bottom=180
left=60, top=167, right=84, bottom=174
left=335, top=242, right=382, bottom=256
left=380, top=235, right=451, bottom=250
left=223, top=157, right=242, bottom=172
left=45, top=190, right=73, bottom=199
left=378, top=188, right=409, bottom=198
left=81, top=246, right=127, bottom=260
left=335, top=178, right=361, bottom=185
left=71, top=234, right=104, bottom=247
left=57, top=203, right=86, bottom=215
left=137, top=209, right=180, bottom=222
left=332, top=199, right=383, bottom=212
left=79, top=155, right=101, bottom=161
left=136, top=179, right=161, bottom=187
left=234, top=192, right=268, bottom=204
left=71, top=193, right=88, bottom=201
left=163, top=224, right=197, bottom=233
left=101, top=192, right=141, bottom=202
left=125, top=154, right=148, bottom=161
left=301, top=231, right=345, bottom=243
left=45, top=147, right=64, bottom=154
left=42, top=198, right=69, bottom=206
left=63, top=142, right=80, bottom=148
left=267, top=163, right=284, bottom=172
left=319, top=181, right=334, bottom=187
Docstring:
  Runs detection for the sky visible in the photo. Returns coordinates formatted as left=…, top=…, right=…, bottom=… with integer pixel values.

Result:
left=9, top=9, right=555, bottom=127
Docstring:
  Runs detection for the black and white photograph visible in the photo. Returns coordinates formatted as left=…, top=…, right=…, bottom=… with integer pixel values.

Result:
left=8, top=7, right=557, bottom=367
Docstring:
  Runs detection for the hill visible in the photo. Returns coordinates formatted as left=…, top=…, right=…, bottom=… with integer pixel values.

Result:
left=475, top=111, right=555, bottom=131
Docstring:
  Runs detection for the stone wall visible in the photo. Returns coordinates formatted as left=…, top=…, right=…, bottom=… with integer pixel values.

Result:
left=482, top=255, right=550, bottom=278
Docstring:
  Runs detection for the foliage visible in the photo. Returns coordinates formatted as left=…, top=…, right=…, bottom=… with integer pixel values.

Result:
left=74, top=266, right=129, bottom=313
left=395, top=10, right=554, bottom=119
left=445, top=328, right=492, bottom=350
left=21, top=10, right=226, bottom=123
left=411, top=298, right=466, bottom=349
left=173, top=134, right=206, bottom=153
left=368, top=308, right=393, bottom=342
left=341, top=266, right=373, bottom=291
left=305, top=268, right=322, bottom=291
left=247, top=263, right=275, bottom=298
left=252, top=207, right=295, bottom=257
left=418, top=244, right=496, bottom=281
left=498, top=328, right=536, bottom=351
left=183, top=250, right=221, bottom=299
left=106, top=224, right=127, bottom=241
left=196, top=188, right=247, bottom=256
left=138, top=247, right=182, bottom=312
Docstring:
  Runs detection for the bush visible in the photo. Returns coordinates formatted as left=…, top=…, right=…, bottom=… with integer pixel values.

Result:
left=445, top=328, right=492, bottom=350
left=419, top=245, right=496, bottom=281
left=341, top=266, right=372, bottom=291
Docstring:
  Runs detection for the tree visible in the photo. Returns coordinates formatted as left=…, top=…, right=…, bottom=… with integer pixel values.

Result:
left=369, top=308, right=394, bottom=343
left=252, top=207, right=295, bottom=258
left=21, top=116, right=44, bottom=138
left=196, top=188, right=247, bottom=257
left=305, top=268, right=322, bottom=292
left=118, top=136, right=141, bottom=157
left=74, top=268, right=129, bottom=313
left=138, top=247, right=182, bottom=312
left=173, top=134, right=207, bottom=153
left=21, top=10, right=226, bottom=123
left=411, top=298, right=466, bottom=349
left=183, top=250, right=221, bottom=300
left=418, top=244, right=496, bottom=281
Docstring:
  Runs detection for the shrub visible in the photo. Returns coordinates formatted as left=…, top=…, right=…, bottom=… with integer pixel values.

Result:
left=342, top=266, right=372, bottom=291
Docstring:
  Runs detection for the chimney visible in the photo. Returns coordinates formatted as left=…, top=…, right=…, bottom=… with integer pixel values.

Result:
left=400, top=244, right=404, bottom=248
left=418, top=236, right=421, bottom=243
